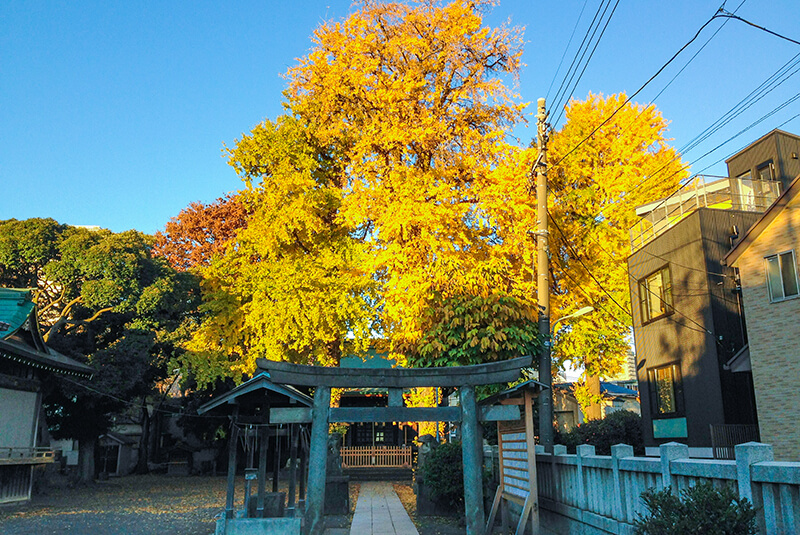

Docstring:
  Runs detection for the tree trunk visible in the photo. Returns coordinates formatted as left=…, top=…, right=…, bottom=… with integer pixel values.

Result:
left=136, top=400, right=150, bottom=474
left=78, top=437, right=96, bottom=483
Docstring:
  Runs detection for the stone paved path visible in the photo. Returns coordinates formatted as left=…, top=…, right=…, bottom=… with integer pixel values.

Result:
left=350, top=481, right=419, bottom=535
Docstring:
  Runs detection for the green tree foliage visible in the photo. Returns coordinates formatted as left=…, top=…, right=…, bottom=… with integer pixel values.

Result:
left=397, top=258, right=540, bottom=368
left=0, top=218, right=200, bottom=478
left=420, top=441, right=464, bottom=509
left=634, top=482, right=757, bottom=535
left=555, top=410, right=644, bottom=455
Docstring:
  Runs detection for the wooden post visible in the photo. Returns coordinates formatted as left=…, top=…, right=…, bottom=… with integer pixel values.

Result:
left=257, top=426, right=268, bottom=517
left=225, top=415, right=239, bottom=519
left=272, top=429, right=281, bottom=493
left=460, top=385, right=485, bottom=535
left=304, top=386, right=331, bottom=535
left=299, top=431, right=307, bottom=505
left=288, top=423, right=300, bottom=514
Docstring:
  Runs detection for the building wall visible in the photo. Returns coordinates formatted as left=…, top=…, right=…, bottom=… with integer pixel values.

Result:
left=629, top=209, right=760, bottom=449
left=726, top=130, right=800, bottom=190
left=0, top=388, right=39, bottom=448
left=734, top=194, right=800, bottom=461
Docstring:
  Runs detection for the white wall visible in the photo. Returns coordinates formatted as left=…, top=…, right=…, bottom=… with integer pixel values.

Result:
left=0, top=388, right=38, bottom=448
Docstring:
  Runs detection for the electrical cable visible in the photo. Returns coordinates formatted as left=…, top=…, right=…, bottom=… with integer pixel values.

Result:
left=546, top=0, right=591, bottom=101
left=718, top=10, right=800, bottom=47
left=550, top=0, right=613, bottom=115
left=56, top=374, right=227, bottom=419
left=552, top=0, right=621, bottom=128
left=551, top=7, right=728, bottom=169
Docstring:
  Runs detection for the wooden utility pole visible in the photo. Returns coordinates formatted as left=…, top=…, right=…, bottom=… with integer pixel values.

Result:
left=534, top=98, right=553, bottom=453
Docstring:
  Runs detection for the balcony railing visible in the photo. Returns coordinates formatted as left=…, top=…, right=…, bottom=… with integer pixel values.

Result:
left=629, top=175, right=781, bottom=252
left=0, top=447, right=56, bottom=465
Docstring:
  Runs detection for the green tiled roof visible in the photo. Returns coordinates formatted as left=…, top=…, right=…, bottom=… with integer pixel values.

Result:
left=0, top=287, right=93, bottom=379
left=0, top=289, right=34, bottom=339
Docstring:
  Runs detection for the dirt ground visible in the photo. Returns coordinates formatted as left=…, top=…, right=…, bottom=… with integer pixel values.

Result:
left=0, top=475, right=459, bottom=535
left=393, top=482, right=465, bottom=535
left=0, top=474, right=233, bottom=535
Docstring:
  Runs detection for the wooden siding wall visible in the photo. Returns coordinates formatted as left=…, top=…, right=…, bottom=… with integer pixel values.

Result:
left=628, top=209, right=760, bottom=449
left=0, top=465, right=32, bottom=504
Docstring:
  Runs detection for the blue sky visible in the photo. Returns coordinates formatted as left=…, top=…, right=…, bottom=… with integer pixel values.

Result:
left=2, top=0, right=798, bottom=234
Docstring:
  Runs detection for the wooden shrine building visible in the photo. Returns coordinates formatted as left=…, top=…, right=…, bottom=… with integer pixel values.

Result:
left=0, top=288, right=94, bottom=504
left=197, top=372, right=313, bottom=534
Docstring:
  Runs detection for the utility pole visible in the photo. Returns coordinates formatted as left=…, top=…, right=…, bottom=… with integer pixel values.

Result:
left=534, top=97, right=553, bottom=453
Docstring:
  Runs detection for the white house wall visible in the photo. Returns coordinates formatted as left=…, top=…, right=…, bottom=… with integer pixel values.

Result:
left=0, top=388, right=38, bottom=448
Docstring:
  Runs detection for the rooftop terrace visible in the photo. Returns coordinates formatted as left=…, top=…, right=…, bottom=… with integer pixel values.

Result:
left=629, top=175, right=781, bottom=252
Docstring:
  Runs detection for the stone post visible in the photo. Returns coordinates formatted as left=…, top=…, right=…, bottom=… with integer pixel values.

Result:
left=460, top=385, right=485, bottom=535
left=576, top=444, right=595, bottom=512
left=611, top=444, right=634, bottom=522
left=735, top=442, right=773, bottom=535
left=304, top=385, right=331, bottom=535
left=659, top=442, right=688, bottom=493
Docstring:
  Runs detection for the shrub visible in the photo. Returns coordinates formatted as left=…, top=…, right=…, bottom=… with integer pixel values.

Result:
left=634, top=482, right=757, bottom=535
left=555, top=410, right=644, bottom=455
left=419, top=441, right=464, bottom=508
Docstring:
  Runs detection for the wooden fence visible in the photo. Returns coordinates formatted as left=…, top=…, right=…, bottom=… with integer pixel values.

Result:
left=340, top=446, right=412, bottom=468
left=532, top=442, right=800, bottom=535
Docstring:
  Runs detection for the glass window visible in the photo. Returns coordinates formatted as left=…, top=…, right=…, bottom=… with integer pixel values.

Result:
left=757, top=161, right=774, bottom=181
left=648, top=363, right=683, bottom=416
left=766, top=251, right=799, bottom=301
left=655, top=367, right=676, bottom=414
left=639, top=266, right=673, bottom=323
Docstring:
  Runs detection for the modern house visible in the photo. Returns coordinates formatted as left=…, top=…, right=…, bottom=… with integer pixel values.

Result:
left=0, top=288, right=93, bottom=503
left=725, top=172, right=800, bottom=461
left=627, top=129, right=800, bottom=457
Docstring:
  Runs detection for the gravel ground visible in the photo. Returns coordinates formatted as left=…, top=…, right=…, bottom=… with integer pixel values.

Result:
left=0, top=474, right=249, bottom=535
left=0, top=475, right=450, bottom=535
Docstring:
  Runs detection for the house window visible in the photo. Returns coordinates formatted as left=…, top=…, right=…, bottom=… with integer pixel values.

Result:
left=765, top=250, right=799, bottom=302
left=757, top=161, right=774, bottom=181
left=648, top=363, right=683, bottom=416
left=639, top=266, right=673, bottom=323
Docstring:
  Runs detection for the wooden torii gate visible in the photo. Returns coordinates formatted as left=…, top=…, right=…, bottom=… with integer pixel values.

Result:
left=258, top=355, right=532, bottom=535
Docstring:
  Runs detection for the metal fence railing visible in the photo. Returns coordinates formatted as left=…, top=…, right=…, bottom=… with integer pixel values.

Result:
left=710, top=424, right=760, bottom=460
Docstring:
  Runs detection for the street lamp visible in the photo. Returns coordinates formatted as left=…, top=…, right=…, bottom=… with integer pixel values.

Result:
left=538, top=306, right=594, bottom=452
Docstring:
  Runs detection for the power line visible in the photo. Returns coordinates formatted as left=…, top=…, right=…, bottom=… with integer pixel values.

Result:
left=552, top=0, right=621, bottom=127
left=549, top=215, right=717, bottom=339
left=718, top=10, right=800, bottom=46
left=55, top=374, right=226, bottom=419
left=548, top=211, right=631, bottom=317
left=546, top=0, right=591, bottom=101
left=551, top=7, right=728, bottom=168
left=550, top=0, right=614, bottom=114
